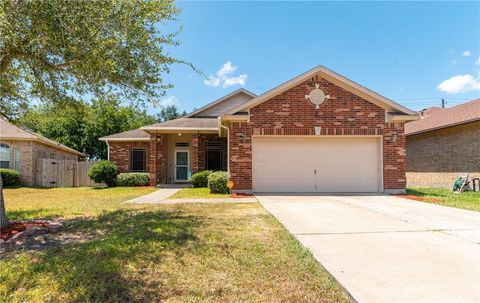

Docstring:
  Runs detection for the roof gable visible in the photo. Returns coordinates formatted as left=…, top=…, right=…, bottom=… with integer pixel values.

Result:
left=187, top=88, right=256, bottom=117
left=225, top=66, right=418, bottom=118
left=405, top=99, right=480, bottom=135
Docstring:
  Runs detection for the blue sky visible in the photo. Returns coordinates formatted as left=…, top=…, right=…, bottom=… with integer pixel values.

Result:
left=154, top=1, right=480, bottom=113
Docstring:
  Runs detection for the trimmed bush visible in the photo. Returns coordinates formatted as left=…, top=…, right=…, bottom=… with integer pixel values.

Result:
left=117, top=173, right=150, bottom=187
left=88, top=161, right=118, bottom=187
left=207, top=171, right=229, bottom=194
left=0, top=169, right=21, bottom=187
left=191, top=170, right=212, bottom=188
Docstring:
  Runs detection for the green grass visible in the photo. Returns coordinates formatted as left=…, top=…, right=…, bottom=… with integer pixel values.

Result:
left=0, top=187, right=347, bottom=303
left=169, top=187, right=230, bottom=199
left=406, top=187, right=480, bottom=212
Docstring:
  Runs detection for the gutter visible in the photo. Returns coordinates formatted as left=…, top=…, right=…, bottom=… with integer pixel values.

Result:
left=218, top=117, right=230, bottom=174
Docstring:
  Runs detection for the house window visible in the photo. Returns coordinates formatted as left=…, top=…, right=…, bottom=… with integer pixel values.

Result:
left=0, top=143, right=10, bottom=169
left=13, top=148, right=20, bottom=171
left=130, top=148, right=146, bottom=172
left=205, top=142, right=224, bottom=171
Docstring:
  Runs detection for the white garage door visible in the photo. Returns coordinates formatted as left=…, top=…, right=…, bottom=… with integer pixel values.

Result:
left=252, top=137, right=382, bottom=193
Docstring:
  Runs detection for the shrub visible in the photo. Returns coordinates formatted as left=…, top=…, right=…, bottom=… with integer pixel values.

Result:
left=0, top=169, right=21, bottom=187
left=191, top=170, right=212, bottom=188
left=207, top=171, right=229, bottom=194
left=88, top=161, right=118, bottom=187
left=117, top=173, right=150, bottom=187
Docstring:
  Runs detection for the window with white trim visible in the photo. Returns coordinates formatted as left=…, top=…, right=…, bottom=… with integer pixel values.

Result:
left=0, top=143, right=10, bottom=169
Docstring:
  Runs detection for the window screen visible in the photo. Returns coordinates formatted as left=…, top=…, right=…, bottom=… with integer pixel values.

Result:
left=130, top=148, right=146, bottom=172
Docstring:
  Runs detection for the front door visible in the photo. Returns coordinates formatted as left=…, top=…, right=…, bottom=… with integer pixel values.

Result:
left=175, top=150, right=189, bottom=182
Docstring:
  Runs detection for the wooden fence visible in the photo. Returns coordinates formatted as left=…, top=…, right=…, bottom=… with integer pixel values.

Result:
left=35, top=159, right=102, bottom=187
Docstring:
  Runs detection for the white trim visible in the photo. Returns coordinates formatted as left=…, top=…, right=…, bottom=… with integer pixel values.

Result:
left=106, top=141, right=110, bottom=161
left=99, top=138, right=150, bottom=142
left=186, top=88, right=257, bottom=118
left=174, top=149, right=190, bottom=183
left=224, top=66, right=418, bottom=117
left=140, top=127, right=219, bottom=131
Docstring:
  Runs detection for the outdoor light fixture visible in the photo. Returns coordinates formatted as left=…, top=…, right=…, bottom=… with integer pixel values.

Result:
left=178, top=133, right=182, bottom=136
left=390, top=133, right=398, bottom=143
left=241, top=134, right=247, bottom=143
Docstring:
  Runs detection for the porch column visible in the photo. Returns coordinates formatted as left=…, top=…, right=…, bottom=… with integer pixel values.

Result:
left=149, top=134, right=157, bottom=186
left=191, top=133, right=200, bottom=174
left=149, top=134, right=167, bottom=186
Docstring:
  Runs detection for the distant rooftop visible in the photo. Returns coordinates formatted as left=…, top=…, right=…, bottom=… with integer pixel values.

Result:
left=405, top=99, right=480, bottom=136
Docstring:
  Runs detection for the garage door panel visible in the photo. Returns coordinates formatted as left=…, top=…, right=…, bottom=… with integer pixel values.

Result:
left=252, top=137, right=381, bottom=193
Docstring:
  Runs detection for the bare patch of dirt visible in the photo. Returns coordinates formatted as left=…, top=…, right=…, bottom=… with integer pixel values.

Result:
left=0, top=230, right=105, bottom=255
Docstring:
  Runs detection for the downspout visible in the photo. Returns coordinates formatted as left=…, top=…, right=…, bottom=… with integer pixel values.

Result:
left=106, top=141, right=110, bottom=161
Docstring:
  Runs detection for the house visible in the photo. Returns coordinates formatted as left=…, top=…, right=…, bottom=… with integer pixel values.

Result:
left=0, top=117, right=84, bottom=185
left=100, top=66, right=418, bottom=194
left=405, top=99, right=480, bottom=188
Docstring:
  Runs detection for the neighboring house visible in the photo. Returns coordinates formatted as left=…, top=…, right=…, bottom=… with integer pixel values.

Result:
left=0, top=117, right=84, bottom=185
left=405, top=99, right=480, bottom=188
left=100, top=66, right=418, bottom=194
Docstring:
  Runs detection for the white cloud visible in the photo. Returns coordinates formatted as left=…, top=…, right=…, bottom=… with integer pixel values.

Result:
left=462, top=50, right=472, bottom=57
left=216, top=61, right=237, bottom=77
left=204, top=61, right=248, bottom=88
left=436, top=74, right=480, bottom=94
left=223, top=74, right=248, bottom=87
left=159, top=95, right=179, bottom=107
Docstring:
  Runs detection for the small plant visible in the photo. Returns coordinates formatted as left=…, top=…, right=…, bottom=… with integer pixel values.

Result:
left=88, top=161, right=118, bottom=187
left=207, top=171, right=229, bottom=194
left=191, top=170, right=212, bottom=188
left=0, top=169, right=21, bottom=187
left=117, top=173, right=150, bottom=187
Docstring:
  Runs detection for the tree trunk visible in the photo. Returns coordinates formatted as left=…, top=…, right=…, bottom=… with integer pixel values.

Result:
left=0, top=173, right=8, bottom=228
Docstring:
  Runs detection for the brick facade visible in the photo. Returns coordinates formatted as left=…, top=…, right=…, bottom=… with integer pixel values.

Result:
left=228, top=75, right=407, bottom=193
left=406, top=121, right=480, bottom=187
left=108, top=134, right=227, bottom=186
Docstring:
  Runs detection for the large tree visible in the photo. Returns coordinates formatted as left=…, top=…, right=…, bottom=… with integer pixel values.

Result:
left=0, top=0, right=186, bottom=227
left=156, top=104, right=187, bottom=122
left=18, top=97, right=156, bottom=159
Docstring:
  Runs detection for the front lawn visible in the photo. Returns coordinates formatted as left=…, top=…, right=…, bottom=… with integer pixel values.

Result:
left=169, top=187, right=230, bottom=199
left=0, top=187, right=347, bottom=302
left=405, top=187, right=480, bottom=212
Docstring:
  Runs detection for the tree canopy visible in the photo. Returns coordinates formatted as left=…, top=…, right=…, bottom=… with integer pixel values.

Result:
left=18, top=97, right=156, bottom=159
left=0, top=0, right=185, bottom=119
left=156, top=104, right=187, bottom=122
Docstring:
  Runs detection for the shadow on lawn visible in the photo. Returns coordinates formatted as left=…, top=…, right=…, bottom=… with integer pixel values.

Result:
left=406, top=188, right=446, bottom=198
left=3, top=208, right=202, bottom=302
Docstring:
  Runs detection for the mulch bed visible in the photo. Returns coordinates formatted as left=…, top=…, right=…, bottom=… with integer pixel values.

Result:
left=396, top=195, right=442, bottom=203
left=1, top=221, right=49, bottom=242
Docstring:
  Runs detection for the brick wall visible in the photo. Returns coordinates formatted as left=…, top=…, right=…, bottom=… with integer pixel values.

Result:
left=108, top=141, right=151, bottom=173
left=406, top=121, right=480, bottom=187
left=192, top=134, right=227, bottom=173
left=228, top=74, right=407, bottom=193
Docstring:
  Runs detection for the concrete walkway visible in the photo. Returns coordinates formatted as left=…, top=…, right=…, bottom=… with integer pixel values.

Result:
left=257, top=194, right=480, bottom=303
left=126, top=188, right=181, bottom=203
left=126, top=188, right=257, bottom=204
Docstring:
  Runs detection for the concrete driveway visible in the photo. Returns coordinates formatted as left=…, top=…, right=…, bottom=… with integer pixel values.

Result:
left=257, top=194, right=480, bottom=303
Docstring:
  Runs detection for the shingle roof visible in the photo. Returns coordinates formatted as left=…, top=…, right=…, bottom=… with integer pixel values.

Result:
left=99, top=128, right=151, bottom=141
left=0, top=117, right=84, bottom=156
left=405, top=99, right=480, bottom=136
left=141, top=117, right=218, bottom=130
left=99, top=118, right=219, bottom=141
